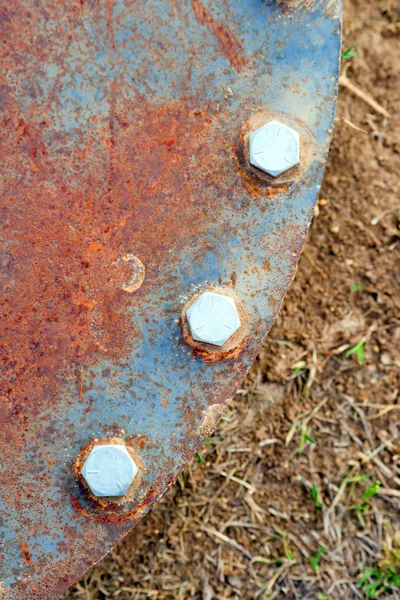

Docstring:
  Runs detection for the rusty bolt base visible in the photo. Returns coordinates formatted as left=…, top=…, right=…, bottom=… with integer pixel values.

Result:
left=182, top=288, right=249, bottom=361
left=249, top=120, right=300, bottom=178
left=239, top=112, right=315, bottom=189
left=75, top=438, right=144, bottom=506
left=81, top=444, right=138, bottom=497
left=186, top=292, right=241, bottom=346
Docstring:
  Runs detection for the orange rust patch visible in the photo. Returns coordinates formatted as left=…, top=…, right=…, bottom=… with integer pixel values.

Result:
left=191, top=0, right=248, bottom=71
left=71, top=482, right=163, bottom=524
left=191, top=335, right=250, bottom=363
left=263, top=260, right=271, bottom=273
left=135, top=435, right=147, bottom=450
left=20, top=542, right=39, bottom=566
left=87, top=242, right=103, bottom=253
left=0, top=97, right=217, bottom=421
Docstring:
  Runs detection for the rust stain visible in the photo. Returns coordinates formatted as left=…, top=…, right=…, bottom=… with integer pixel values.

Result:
left=70, top=483, right=161, bottom=523
left=191, top=0, right=247, bottom=71
left=105, top=0, right=116, bottom=50
left=0, top=100, right=215, bottom=424
left=20, top=542, right=39, bottom=566
left=191, top=335, right=250, bottom=362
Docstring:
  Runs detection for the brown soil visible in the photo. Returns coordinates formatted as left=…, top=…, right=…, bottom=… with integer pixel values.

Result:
left=62, top=1, right=400, bottom=598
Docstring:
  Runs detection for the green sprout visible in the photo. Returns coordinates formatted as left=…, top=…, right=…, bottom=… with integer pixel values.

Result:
left=271, top=526, right=295, bottom=562
left=341, top=45, right=357, bottom=60
left=310, top=546, right=326, bottom=574
left=363, top=481, right=381, bottom=502
left=195, top=452, right=204, bottom=464
left=292, top=360, right=306, bottom=374
left=311, top=483, right=323, bottom=510
left=346, top=474, right=370, bottom=484
left=352, top=481, right=381, bottom=528
left=352, top=283, right=365, bottom=292
left=359, top=566, right=400, bottom=598
left=346, top=336, right=367, bottom=364
left=297, top=426, right=316, bottom=454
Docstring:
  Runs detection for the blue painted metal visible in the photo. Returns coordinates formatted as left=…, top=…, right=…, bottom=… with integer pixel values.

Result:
left=0, top=0, right=341, bottom=597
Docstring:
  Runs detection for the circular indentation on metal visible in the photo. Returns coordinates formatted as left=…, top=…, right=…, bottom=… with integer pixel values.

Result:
left=81, top=444, right=138, bottom=497
left=117, top=254, right=145, bottom=293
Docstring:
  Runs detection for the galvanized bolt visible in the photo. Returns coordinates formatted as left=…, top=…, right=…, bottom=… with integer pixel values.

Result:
left=249, top=120, right=300, bottom=177
left=186, top=292, right=241, bottom=347
left=81, top=444, right=138, bottom=497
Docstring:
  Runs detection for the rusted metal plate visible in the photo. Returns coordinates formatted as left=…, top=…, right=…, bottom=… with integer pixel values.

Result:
left=0, top=0, right=341, bottom=597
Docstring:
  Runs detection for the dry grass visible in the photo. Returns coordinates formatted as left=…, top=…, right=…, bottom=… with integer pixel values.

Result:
left=61, top=0, right=400, bottom=598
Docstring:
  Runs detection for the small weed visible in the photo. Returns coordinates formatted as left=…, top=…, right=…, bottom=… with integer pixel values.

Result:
left=196, top=438, right=212, bottom=462
left=297, top=426, right=316, bottom=453
left=271, top=525, right=296, bottom=563
left=310, top=546, right=326, bottom=574
left=352, top=283, right=365, bottom=292
left=253, top=556, right=269, bottom=565
left=318, top=594, right=328, bottom=600
left=256, top=546, right=295, bottom=600
left=352, top=480, right=381, bottom=528
left=379, top=528, right=400, bottom=572
left=363, top=481, right=381, bottom=502
left=346, top=336, right=367, bottom=364
left=359, top=566, right=400, bottom=597
left=311, top=483, right=323, bottom=510
left=346, top=474, right=369, bottom=484
left=341, top=44, right=357, bottom=60
left=335, top=473, right=369, bottom=511
left=194, top=452, right=204, bottom=464
left=272, top=525, right=285, bottom=537
left=292, top=360, right=306, bottom=374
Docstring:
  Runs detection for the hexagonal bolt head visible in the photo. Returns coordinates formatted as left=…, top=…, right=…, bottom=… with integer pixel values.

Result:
left=186, top=292, right=241, bottom=347
left=249, top=120, right=300, bottom=177
left=81, top=444, right=138, bottom=498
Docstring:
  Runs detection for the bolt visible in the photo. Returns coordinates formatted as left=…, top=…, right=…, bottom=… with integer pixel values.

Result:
left=81, top=444, right=138, bottom=497
left=186, top=292, right=241, bottom=347
left=249, top=120, right=300, bottom=177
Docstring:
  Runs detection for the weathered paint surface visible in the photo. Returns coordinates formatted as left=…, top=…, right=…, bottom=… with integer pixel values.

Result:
left=0, top=0, right=341, bottom=597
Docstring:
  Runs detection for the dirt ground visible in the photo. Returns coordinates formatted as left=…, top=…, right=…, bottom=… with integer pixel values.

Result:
left=62, top=1, right=400, bottom=598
